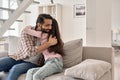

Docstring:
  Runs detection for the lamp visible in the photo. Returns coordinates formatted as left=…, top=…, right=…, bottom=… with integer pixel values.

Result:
left=113, top=28, right=119, bottom=42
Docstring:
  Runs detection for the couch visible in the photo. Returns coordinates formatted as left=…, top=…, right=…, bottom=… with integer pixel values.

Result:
left=0, top=39, right=114, bottom=80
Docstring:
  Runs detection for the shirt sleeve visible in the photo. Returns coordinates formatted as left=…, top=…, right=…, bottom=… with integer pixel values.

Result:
left=23, top=26, right=42, bottom=38
left=14, top=31, right=39, bottom=60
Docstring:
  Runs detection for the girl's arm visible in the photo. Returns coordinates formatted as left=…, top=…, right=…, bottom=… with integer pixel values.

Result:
left=36, top=35, right=57, bottom=53
left=23, top=26, right=42, bottom=38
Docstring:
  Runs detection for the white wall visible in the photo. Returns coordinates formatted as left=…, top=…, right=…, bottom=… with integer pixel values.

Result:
left=112, top=0, right=120, bottom=41
left=86, top=1, right=96, bottom=46
left=96, top=0, right=112, bottom=47
left=86, top=0, right=112, bottom=47
left=53, top=0, right=86, bottom=44
left=19, top=0, right=86, bottom=45
left=112, top=0, right=120, bottom=29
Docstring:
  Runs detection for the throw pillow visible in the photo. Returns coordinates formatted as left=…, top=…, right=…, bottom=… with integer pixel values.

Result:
left=64, top=59, right=111, bottom=80
left=63, top=39, right=83, bottom=68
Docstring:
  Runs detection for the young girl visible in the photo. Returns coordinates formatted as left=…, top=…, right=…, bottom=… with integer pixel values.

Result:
left=25, top=18, right=64, bottom=80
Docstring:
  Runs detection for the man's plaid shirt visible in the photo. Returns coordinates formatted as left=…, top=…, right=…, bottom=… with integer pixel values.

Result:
left=14, top=28, right=38, bottom=60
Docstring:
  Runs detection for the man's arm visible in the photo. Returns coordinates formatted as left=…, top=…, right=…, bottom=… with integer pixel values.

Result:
left=36, top=35, right=57, bottom=53
left=9, top=35, right=57, bottom=60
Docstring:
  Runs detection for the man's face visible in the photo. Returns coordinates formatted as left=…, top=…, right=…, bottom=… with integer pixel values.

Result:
left=36, top=19, right=52, bottom=33
left=41, top=19, right=52, bottom=33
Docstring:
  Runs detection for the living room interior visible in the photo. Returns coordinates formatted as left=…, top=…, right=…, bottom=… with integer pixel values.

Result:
left=0, top=0, right=119, bottom=80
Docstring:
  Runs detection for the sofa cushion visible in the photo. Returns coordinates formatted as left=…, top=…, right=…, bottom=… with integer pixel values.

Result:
left=63, top=39, right=83, bottom=68
left=45, top=71, right=83, bottom=80
left=18, top=71, right=83, bottom=80
left=18, top=74, right=26, bottom=80
left=64, top=59, right=111, bottom=80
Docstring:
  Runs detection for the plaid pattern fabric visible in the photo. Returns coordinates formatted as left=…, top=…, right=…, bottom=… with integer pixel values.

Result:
left=15, top=30, right=38, bottom=60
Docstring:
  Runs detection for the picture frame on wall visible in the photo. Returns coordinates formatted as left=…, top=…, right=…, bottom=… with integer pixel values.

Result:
left=73, top=4, right=85, bottom=18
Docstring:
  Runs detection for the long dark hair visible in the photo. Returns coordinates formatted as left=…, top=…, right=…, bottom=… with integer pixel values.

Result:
left=48, top=18, right=64, bottom=56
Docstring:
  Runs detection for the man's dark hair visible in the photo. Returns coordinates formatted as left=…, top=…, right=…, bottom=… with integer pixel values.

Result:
left=35, top=14, right=53, bottom=30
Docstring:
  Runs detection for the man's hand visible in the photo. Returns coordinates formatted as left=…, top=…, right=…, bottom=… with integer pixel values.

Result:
left=48, top=35, right=57, bottom=46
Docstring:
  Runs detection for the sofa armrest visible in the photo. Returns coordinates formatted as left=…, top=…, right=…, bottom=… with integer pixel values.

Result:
left=82, top=46, right=114, bottom=80
left=0, top=51, right=8, bottom=58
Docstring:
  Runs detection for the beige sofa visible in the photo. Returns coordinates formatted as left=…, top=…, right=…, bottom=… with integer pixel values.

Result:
left=0, top=39, right=114, bottom=80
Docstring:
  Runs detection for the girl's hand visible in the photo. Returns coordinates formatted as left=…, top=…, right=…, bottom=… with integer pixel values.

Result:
left=48, top=35, right=57, bottom=46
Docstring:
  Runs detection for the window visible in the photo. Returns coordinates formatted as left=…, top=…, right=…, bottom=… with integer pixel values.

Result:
left=0, top=0, right=19, bottom=36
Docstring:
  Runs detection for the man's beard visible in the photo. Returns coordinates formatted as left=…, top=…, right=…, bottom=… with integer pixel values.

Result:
left=41, top=28, right=50, bottom=33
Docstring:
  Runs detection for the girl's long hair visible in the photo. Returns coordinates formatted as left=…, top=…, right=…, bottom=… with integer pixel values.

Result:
left=48, top=19, right=64, bottom=56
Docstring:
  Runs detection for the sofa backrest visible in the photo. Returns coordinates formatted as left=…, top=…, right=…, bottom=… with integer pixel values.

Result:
left=63, top=39, right=83, bottom=68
